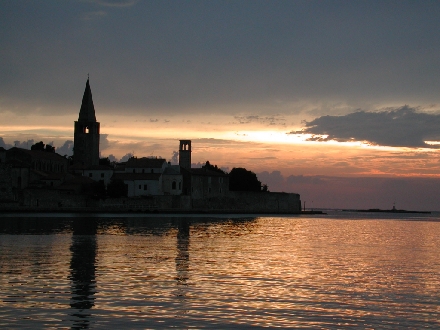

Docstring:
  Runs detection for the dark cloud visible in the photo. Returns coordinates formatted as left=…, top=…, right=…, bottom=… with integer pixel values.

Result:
left=1, top=2, right=440, bottom=116
left=292, top=106, right=440, bottom=148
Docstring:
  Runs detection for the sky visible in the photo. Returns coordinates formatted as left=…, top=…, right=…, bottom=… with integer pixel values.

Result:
left=1, top=0, right=440, bottom=210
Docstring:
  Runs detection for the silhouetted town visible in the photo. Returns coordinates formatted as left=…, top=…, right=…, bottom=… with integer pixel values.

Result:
left=0, top=79, right=301, bottom=213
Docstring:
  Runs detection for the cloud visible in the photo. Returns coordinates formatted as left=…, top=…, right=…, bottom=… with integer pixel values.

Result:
left=56, top=140, right=74, bottom=156
left=81, top=10, right=107, bottom=20
left=12, top=139, right=34, bottom=149
left=0, top=137, right=12, bottom=149
left=234, top=115, right=286, bottom=126
left=84, top=0, right=139, bottom=7
left=170, top=151, right=178, bottom=165
left=292, top=106, right=440, bottom=148
left=120, top=152, right=134, bottom=162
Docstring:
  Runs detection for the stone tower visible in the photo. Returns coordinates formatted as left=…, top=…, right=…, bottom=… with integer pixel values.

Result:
left=179, top=140, right=191, bottom=169
left=73, top=78, right=100, bottom=166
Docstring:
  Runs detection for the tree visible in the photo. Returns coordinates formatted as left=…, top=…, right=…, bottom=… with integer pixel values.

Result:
left=30, top=141, right=55, bottom=152
left=107, top=178, right=128, bottom=197
left=45, top=144, right=55, bottom=153
left=31, top=141, right=45, bottom=151
left=229, top=167, right=262, bottom=192
left=202, top=161, right=225, bottom=174
left=99, top=157, right=111, bottom=166
left=90, top=180, right=106, bottom=199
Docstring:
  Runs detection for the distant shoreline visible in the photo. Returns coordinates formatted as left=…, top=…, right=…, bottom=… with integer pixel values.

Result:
left=343, top=208, right=431, bottom=214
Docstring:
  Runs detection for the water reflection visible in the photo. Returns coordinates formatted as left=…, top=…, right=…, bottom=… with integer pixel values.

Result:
left=0, top=216, right=71, bottom=234
left=175, top=218, right=190, bottom=288
left=69, top=218, right=97, bottom=329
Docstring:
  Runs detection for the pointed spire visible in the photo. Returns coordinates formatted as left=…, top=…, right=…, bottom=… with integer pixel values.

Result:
left=78, top=77, right=97, bottom=122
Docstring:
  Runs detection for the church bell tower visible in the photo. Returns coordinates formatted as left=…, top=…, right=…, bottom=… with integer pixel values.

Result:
left=179, top=140, right=191, bottom=169
left=73, top=78, right=100, bottom=166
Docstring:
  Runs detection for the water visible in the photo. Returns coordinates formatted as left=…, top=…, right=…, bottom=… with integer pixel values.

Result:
left=1, top=211, right=439, bottom=329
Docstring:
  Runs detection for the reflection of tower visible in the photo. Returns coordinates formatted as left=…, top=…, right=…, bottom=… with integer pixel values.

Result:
left=175, top=218, right=190, bottom=290
left=73, top=78, right=100, bottom=166
left=179, top=140, right=191, bottom=169
left=69, top=218, right=97, bottom=329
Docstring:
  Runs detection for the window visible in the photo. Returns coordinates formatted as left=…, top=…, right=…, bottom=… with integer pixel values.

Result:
left=133, top=169, right=136, bottom=173
left=219, top=188, right=222, bottom=193
left=142, top=169, right=145, bottom=173
left=89, top=173, right=92, bottom=177
left=172, top=181, right=176, bottom=190
left=179, top=182, right=181, bottom=190
left=208, top=187, right=211, bottom=193
left=151, top=169, right=154, bottom=173
left=144, top=184, right=147, bottom=190
left=138, top=185, right=141, bottom=189
left=219, top=177, right=223, bottom=183
left=208, top=177, right=211, bottom=184
left=101, top=173, right=104, bottom=178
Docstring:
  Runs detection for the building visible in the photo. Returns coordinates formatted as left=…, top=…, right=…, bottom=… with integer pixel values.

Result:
left=5, top=147, right=69, bottom=189
left=112, top=157, right=183, bottom=197
left=73, top=78, right=100, bottom=167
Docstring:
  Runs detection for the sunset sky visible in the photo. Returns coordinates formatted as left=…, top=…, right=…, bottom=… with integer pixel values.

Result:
left=2, top=0, right=440, bottom=210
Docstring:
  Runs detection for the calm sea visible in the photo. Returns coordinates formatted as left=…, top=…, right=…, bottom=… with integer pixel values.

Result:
left=1, top=211, right=439, bottom=329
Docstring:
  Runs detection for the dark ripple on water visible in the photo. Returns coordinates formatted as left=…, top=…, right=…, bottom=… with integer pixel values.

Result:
left=0, top=213, right=440, bottom=328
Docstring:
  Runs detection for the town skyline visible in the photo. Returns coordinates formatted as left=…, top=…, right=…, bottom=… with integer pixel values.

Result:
left=2, top=1, right=440, bottom=210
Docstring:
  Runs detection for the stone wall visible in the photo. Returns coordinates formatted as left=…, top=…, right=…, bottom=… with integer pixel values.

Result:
left=0, top=188, right=300, bottom=214
left=23, top=189, right=88, bottom=208
left=191, top=192, right=301, bottom=213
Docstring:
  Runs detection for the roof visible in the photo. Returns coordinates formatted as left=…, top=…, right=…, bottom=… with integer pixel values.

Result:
left=78, top=78, right=97, bottom=123
left=8, top=147, right=68, bottom=162
left=125, top=157, right=167, bottom=168
left=187, top=168, right=229, bottom=177
left=69, top=163, right=113, bottom=171
left=40, top=173, right=72, bottom=180
left=113, top=173, right=161, bottom=181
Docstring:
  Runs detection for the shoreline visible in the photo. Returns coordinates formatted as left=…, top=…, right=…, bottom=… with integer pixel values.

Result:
left=0, top=207, right=310, bottom=215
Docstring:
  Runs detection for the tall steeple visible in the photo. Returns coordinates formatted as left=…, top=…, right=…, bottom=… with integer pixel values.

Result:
left=78, top=78, right=97, bottom=122
left=73, top=77, right=100, bottom=167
